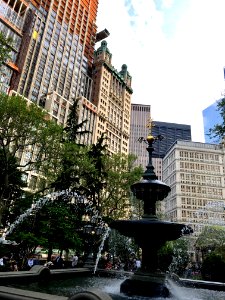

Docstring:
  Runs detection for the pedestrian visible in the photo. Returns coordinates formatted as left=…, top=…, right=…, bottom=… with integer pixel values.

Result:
left=27, top=255, right=34, bottom=270
left=10, top=258, right=18, bottom=271
left=71, top=254, right=78, bottom=267
left=0, top=257, right=4, bottom=266
left=54, top=255, right=64, bottom=269
left=135, top=258, right=141, bottom=269
left=185, top=262, right=193, bottom=278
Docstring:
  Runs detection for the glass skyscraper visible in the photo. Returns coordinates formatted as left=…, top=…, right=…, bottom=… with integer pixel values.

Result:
left=152, top=121, right=192, bottom=158
left=202, top=100, right=222, bottom=144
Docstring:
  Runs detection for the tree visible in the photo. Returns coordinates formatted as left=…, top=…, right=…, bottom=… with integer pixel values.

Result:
left=100, top=153, right=143, bottom=219
left=52, top=143, right=92, bottom=191
left=195, top=225, right=225, bottom=257
left=8, top=194, right=83, bottom=262
left=0, top=148, right=30, bottom=227
left=159, top=237, right=189, bottom=275
left=63, top=98, right=90, bottom=142
left=208, top=98, right=225, bottom=142
left=0, top=32, right=13, bottom=68
left=0, top=93, right=63, bottom=225
left=201, top=252, right=225, bottom=282
left=52, top=98, right=91, bottom=191
left=108, top=229, right=136, bottom=263
left=84, top=133, right=108, bottom=210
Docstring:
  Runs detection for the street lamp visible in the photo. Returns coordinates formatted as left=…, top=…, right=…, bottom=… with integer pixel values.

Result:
left=83, top=223, right=105, bottom=269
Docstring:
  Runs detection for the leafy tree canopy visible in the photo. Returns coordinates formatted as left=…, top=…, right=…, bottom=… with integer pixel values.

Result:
left=52, top=98, right=91, bottom=191
left=0, top=93, right=64, bottom=225
left=0, top=93, right=64, bottom=179
left=160, top=237, right=189, bottom=275
left=7, top=195, right=83, bottom=259
left=63, top=98, right=89, bottom=142
left=195, top=225, right=225, bottom=252
left=100, top=153, right=143, bottom=219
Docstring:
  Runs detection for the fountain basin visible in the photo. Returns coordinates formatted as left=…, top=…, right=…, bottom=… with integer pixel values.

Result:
left=109, top=219, right=193, bottom=297
left=8, top=271, right=225, bottom=300
left=131, top=179, right=171, bottom=201
left=110, top=219, right=192, bottom=242
left=120, top=272, right=170, bottom=298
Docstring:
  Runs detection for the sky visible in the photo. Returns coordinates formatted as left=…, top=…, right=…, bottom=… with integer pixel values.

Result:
left=96, top=0, right=225, bottom=143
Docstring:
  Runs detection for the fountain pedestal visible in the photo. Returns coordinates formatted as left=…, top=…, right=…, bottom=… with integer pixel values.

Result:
left=120, top=271, right=169, bottom=298
left=110, top=216, right=191, bottom=298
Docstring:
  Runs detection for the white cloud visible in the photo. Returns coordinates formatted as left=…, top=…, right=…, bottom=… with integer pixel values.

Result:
left=161, top=0, right=175, bottom=10
left=96, top=0, right=225, bottom=142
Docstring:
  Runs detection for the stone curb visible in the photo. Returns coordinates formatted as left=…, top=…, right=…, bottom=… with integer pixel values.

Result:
left=0, top=285, right=67, bottom=300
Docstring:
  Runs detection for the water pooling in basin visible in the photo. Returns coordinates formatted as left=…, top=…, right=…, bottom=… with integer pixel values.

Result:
left=10, top=275, right=225, bottom=300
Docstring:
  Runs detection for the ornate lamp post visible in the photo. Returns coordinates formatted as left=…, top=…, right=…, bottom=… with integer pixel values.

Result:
left=83, top=216, right=104, bottom=268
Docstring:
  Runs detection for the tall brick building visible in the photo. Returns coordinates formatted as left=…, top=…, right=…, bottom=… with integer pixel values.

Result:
left=0, top=0, right=100, bottom=190
left=1, top=0, right=98, bottom=126
left=91, top=40, right=133, bottom=154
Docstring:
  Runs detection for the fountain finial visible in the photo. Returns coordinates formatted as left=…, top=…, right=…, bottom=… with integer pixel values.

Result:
left=146, top=117, right=155, bottom=141
left=138, top=118, right=163, bottom=180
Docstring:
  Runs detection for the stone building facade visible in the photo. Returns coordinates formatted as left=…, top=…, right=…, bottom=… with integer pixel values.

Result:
left=163, top=140, right=225, bottom=237
left=91, top=40, right=132, bottom=154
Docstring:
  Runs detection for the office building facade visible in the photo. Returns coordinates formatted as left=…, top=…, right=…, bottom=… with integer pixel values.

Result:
left=129, top=106, right=192, bottom=180
left=152, top=121, right=192, bottom=158
left=1, top=0, right=98, bottom=105
left=129, top=103, right=151, bottom=169
left=1, top=0, right=99, bottom=191
left=0, top=0, right=27, bottom=93
left=91, top=40, right=132, bottom=154
left=76, top=95, right=97, bottom=145
left=163, top=140, right=225, bottom=237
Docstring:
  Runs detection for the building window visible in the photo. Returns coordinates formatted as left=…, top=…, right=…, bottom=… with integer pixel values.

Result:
left=29, top=175, right=37, bottom=190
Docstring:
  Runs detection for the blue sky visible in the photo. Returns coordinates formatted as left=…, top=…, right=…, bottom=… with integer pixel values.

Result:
left=96, top=0, right=225, bottom=142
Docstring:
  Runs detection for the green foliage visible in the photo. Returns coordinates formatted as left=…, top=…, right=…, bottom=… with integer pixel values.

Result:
left=64, top=98, right=89, bottom=142
left=108, top=229, right=135, bottom=262
left=0, top=148, right=26, bottom=225
left=0, top=94, right=142, bottom=257
left=53, top=143, right=91, bottom=191
left=195, top=225, right=225, bottom=252
left=0, top=32, right=13, bottom=67
left=0, top=93, right=63, bottom=224
left=53, top=98, right=91, bottom=191
left=157, top=241, right=174, bottom=272
left=37, top=202, right=82, bottom=251
left=14, top=232, right=47, bottom=256
left=54, top=130, right=143, bottom=220
left=84, top=133, right=108, bottom=209
left=0, top=93, right=63, bottom=176
left=201, top=252, right=225, bottom=282
left=100, top=153, right=143, bottom=219
left=162, top=237, right=189, bottom=275
left=1, top=191, right=34, bottom=228
left=8, top=196, right=83, bottom=257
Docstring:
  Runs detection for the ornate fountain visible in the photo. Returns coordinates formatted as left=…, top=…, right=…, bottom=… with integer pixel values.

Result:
left=110, top=118, right=193, bottom=298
